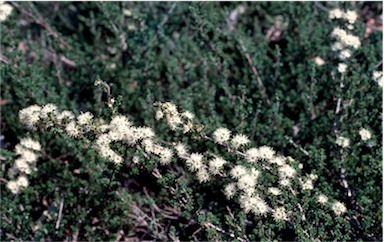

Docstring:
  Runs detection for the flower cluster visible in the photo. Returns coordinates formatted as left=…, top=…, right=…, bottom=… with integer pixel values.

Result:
left=329, top=9, right=358, bottom=25
left=18, top=104, right=172, bottom=166
left=15, top=101, right=349, bottom=220
left=6, top=138, right=41, bottom=194
left=154, top=102, right=349, bottom=218
left=154, top=102, right=194, bottom=132
left=0, top=1, right=13, bottom=22
left=329, top=8, right=360, bottom=73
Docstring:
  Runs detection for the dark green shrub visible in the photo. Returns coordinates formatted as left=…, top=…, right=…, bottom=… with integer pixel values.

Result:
left=1, top=2, right=382, bottom=241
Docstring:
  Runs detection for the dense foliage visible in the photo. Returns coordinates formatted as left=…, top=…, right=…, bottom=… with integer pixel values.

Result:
left=1, top=2, right=382, bottom=241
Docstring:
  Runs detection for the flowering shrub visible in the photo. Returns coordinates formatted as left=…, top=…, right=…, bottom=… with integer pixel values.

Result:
left=1, top=2, right=382, bottom=241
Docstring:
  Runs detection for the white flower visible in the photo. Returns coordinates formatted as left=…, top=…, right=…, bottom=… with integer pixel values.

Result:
left=224, top=183, right=237, bottom=199
left=336, top=136, right=350, bottom=148
left=344, top=10, right=358, bottom=24
left=108, top=131, right=123, bottom=141
left=278, top=164, right=296, bottom=178
left=40, top=103, right=58, bottom=119
left=111, top=153, right=123, bottom=165
left=249, top=168, right=260, bottom=180
left=268, top=187, right=281, bottom=196
left=272, top=207, right=288, bottom=221
left=257, top=146, right=275, bottom=160
left=182, top=124, right=191, bottom=133
left=132, top=156, right=140, bottom=164
left=231, top=134, right=250, bottom=149
left=239, top=194, right=269, bottom=215
left=174, top=143, right=188, bottom=157
left=98, top=124, right=110, bottom=133
left=339, top=49, right=352, bottom=60
left=20, top=149, right=38, bottom=163
left=317, top=194, right=328, bottom=204
left=329, top=8, right=344, bottom=19
left=77, top=112, right=94, bottom=125
left=245, top=148, right=259, bottom=162
left=269, top=156, right=285, bottom=166
left=331, top=42, right=344, bottom=51
left=163, top=102, right=178, bottom=114
left=0, top=2, right=13, bottom=22
left=66, top=122, right=80, bottom=137
left=302, top=179, right=314, bottom=190
left=373, top=71, right=383, bottom=80
left=57, top=111, right=75, bottom=123
left=309, top=173, right=318, bottom=180
left=213, top=127, right=231, bottom=144
left=186, top=153, right=204, bottom=172
left=332, top=201, right=347, bottom=215
left=373, top=71, right=383, bottom=87
left=181, top=111, right=194, bottom=120
left=123, top=9, right=132, bottom=17
left=159, top=148, right=173, bottom=165
left=338, top=63, right=347, bottom=74
left=343, top=35, right=361, bottom=49
left=110, top=115, right=130, bottom=128
left=155, top=110, right=164, bottom=120
left=96, top=134, right=111, bottom=147
left=16, top=176, right=29, bottom=188
left=6, top=181, right=19, bottom=194
left=208, top=157, right=227, bottom=175
left=359, top=128, right=372, bottom=141
left=196, top=167, right=210, bottom=183
left=332, top=27, right=347, bottom=39
left=237, top=174, right=257, bottom=192
left=279, top=178, right=291, bottom=187
left=20, top=138, right=41, bottom=151
left=19, top=105, right=42, bottom=129
left=230, top=165, right=247, bottom=179
left=142, top=139, right=154, bottom=153
left=347, top=24, right=355, bottom=30
left=167, top=114, right=182, bottom=130
left=15, top=158, right=31, bottom=174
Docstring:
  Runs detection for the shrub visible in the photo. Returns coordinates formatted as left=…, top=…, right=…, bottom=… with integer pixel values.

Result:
left=1, top=2, right=382, bottom=241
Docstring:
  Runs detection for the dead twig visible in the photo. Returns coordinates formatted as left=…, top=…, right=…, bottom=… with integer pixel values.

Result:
left=238, top=40, right=271, bottom=105
left=141, top=3, right=176, bottom=55
left=12, top=3, right=71, bottom=49
left=285, top=136, right=310, bottom=156
left=55, top=195, right=65, bottom=230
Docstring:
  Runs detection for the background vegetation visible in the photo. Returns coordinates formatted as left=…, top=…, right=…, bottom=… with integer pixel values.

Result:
left=1, top=2, right=382, bottom=241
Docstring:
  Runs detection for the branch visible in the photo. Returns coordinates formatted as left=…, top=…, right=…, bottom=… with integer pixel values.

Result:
left=12, top=3, right=71, bottom=49
left=238, top=40, right=271, bottom=105
left=141, top=3, right=176, bottom=56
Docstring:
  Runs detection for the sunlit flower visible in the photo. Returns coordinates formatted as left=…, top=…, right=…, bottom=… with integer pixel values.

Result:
left=359, top=128, right=372, bottom=141
left=332, top=201, right=347, bottom=215
left=231, top=134, right=250, bottom=149
left=213, top=127, right=231, bottom=144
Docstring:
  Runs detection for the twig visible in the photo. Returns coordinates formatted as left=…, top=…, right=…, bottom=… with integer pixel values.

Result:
left=250, top=109, right=260, bottom=141
left=285, top=136, right=310, bottom=156
left=12, top=3, right=71, bottom=49
left=55, top=195, right=65, bottom=230
left=375, top=60, right=383, bottom=69
left=332, top=73, right=362, bottom=236
left=141, top=3, right=176, bottom=56
left=204, top=222, right=248, bottom=242
left=238, top=40, right=271, bottom=105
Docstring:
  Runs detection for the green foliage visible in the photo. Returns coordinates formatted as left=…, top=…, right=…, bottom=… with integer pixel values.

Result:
left=1, top=2, right=382, bottom=241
